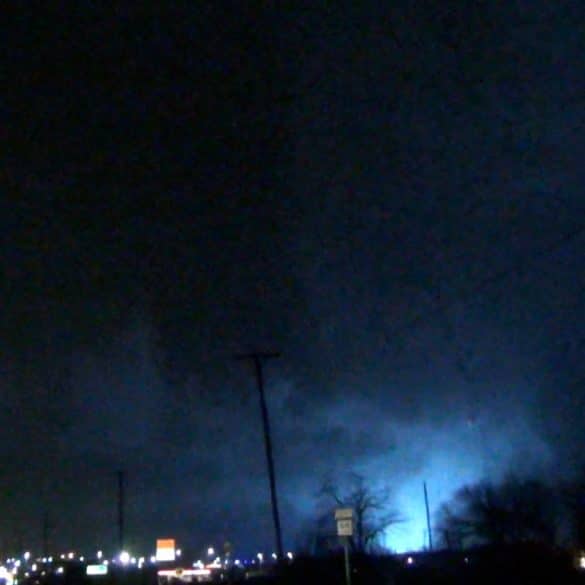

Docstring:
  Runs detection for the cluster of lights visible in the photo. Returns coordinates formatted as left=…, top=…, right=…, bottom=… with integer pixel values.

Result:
left=0, top=553, right=70, bottom=585
left=250, top=551, right=293, bottom=563
left=0, top=543, right=296, bottom=584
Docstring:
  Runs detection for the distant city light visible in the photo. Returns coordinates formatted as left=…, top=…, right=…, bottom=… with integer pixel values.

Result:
left=271, top=553, right=277, bottom=560
left=97, top=551, right=103, bottom=560
left=23, top=553, right=30, bottom=562
left=287, top=552, right=293, bottom=560
left=207, top=547, right=214, bottom=557
left=406, top=556, right=414, bottom=566
left=0, top=566, right=11, bottom=585
left=256, top=553, right=263, bottom=562
left=150, top=556, right=156, bottom=564
left=67, top=553, right=74, bottom=560
left=56, top=567, right=64, bottom=575
left=119, top=552, right=130, bottom=565
left=176, top=549, right=182, bottom=557
left=31, top=564, right=37, bottom=572
left=79, top=557, right=84, bottom=562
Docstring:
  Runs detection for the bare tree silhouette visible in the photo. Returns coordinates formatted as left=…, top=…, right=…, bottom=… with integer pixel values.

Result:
left=319, top=472, right=401, bottom=553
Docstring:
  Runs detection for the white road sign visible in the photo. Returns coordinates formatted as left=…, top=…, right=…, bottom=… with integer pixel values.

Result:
left=337, top=518, right=353, bottom=536
left=335, top=508, right=354, bottom=520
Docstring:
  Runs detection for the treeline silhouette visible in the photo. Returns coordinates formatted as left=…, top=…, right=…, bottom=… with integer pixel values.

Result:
left=437, top=473, right=585, bottom=550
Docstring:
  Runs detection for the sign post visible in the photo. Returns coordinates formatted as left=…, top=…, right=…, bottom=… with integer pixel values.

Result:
left=335, top=508, right=353, bottom=585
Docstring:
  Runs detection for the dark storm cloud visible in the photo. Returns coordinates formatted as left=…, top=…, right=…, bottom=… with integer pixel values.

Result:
left=2, top=0, right=585, bottom=556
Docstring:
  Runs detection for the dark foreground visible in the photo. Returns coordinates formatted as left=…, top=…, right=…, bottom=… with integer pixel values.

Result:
left=18, top=545, right=585, bottom=585
left=272, top=545, right=585, bottom=585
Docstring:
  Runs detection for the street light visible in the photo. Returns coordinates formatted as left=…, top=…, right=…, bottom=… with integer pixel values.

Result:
left=119, top=552, right=130, bottom=565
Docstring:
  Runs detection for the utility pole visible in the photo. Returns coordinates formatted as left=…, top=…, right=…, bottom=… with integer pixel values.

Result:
left=235, top=352, right=283, bottom=560
left=117, top=470, right=125, bottom=553
left=423, top=481, right=433, bottom=551
left=42, top=510, right=49, bottom=558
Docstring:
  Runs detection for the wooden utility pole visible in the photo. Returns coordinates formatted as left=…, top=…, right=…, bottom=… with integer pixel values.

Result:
left=42, top=510, right=49, bottom=558
left=235, top=352, right=283, bottom=560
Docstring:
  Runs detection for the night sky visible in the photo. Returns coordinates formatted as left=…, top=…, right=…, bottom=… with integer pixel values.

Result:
left=2, top=2, right=585, bottom=558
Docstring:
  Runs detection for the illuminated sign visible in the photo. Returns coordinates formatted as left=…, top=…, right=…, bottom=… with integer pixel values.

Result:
left=86, top=565, right=108, bottom=576
left=156, top=539, right=176, bottom=562
left=158, top=569, right=211, bottom=578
